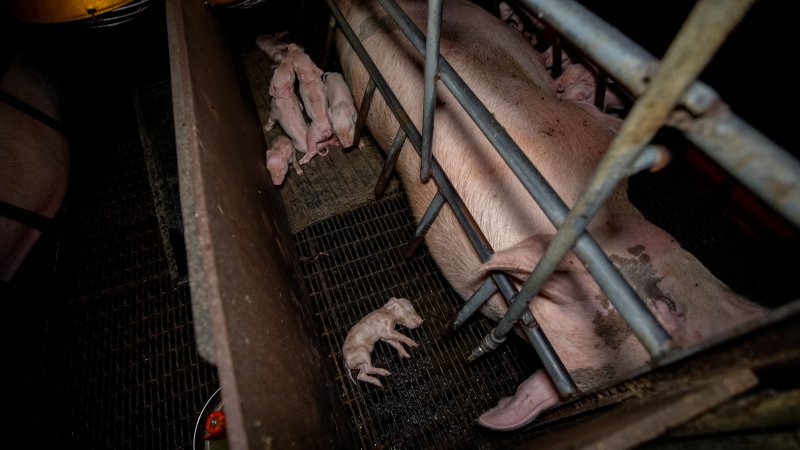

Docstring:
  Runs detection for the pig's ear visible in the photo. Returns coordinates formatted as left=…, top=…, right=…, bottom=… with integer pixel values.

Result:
left=477, top=370, right=560, bottom=430
left=386, top=297, right=398, bottom=308
left=475, top=235, right=583, bottom=280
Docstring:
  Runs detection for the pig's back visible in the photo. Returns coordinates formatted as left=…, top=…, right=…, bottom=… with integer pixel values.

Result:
left=337, top=0, right=630, bottom=297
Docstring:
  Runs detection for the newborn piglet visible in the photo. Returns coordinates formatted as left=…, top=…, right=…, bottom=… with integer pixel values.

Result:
left=265, top=54, right=310, bottom=160
left=266, top=134, right=302, bottom=185
left=255, top=32, right=290, bottom=65
left=342, top=297, right=424, bottom=387
left=288, top=43, right=338, bottom=163
left=324, top=72, right=358, bottom=148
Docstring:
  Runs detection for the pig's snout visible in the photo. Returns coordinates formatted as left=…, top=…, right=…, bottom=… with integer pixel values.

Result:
left=339, top=135, right=353, bottom=148
left=399, top=315, right=424, bottom=329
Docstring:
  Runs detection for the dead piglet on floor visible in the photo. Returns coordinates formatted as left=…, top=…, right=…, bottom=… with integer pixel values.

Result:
left=265, top=54, right=310, bottom=162
left=266, top=134, right=302, bottom=185
left=288, top=43, right=339, bottom=163
left=342, top=297, right=425, bottom=387
left=324, top=72, right=358, bottom=148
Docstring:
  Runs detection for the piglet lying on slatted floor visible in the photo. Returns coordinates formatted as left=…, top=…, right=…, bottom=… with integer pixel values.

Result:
left=342, top=297, right=424, bottom=387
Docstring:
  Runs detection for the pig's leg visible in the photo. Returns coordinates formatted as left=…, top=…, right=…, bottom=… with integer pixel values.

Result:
left=290, top=150, right=304, bottom=175
left=477, top=370, right=560, bottom=430
left=300, top=127, right=322, bottom=165
left=264, top=106, right=277, bottom=132
left=382, top=339, right=412, bottom=358
left=356, top=362, right=392, bottom=387
left=298, top=147, right=318, bottom=165
left=385, top=329, right=418, bottom=349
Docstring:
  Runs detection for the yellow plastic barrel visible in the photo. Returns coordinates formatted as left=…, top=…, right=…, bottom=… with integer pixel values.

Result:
left=3, top=0, right=134, bottom=24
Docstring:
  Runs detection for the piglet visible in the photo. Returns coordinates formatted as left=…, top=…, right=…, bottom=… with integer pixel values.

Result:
left=255, top=32, right=290, bottom=65
left=323, top=72, right=358, bottom=148
left=554, top=63, right=596, bottom=92
left=266, top=134, right=302, bottom=185
left=342, top=297, right=425, bottom=387
left=542, top=45, right=573, bottom=71
left=288, top=43, right=338, bottom=163
left=265, top=54, right=310, bottom=159
left=561, top=81, right=625, bottom=111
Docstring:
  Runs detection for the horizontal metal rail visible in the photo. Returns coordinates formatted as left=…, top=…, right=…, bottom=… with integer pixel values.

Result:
left=518, top=0, right=800, bottom=230
left=374, top=0, right=671, bottom=357
left=324, top=0, right=578, bottom=396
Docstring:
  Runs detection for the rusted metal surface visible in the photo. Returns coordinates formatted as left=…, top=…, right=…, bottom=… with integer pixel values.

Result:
left=514, top=368, right=759, bottom=450
left=165, top=0, right=352, bottom=448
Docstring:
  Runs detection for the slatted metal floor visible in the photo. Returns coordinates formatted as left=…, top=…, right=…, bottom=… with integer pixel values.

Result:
left=294, top=190, right=547, bottom=449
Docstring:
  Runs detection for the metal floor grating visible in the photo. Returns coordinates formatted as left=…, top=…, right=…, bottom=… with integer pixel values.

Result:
left=294, top=190, right=547, bottom=449
left=17, top=92, right=220, bottom=449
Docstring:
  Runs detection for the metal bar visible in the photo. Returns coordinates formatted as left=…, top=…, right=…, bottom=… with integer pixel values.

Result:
left=519, top=0, right=800, bottom=230
left=322, top=14, right=337, bottom=70
left=447, top=127, right=663, bottom=339
left=353, top=78, right=376, bottom=147
left=375, top=127, right=407, bottom=198
left=326, top=0, right=577, bottom=396
left=551, top=39, right=563, bottom=77
left=594, top=69, right=607, bottom=110
left=486, top=0, right=755, bottom=351
left=0, top=89, right=69, bottom=136
left=0, top=200, right=55, bottom=232
left=402, top=190, right=445, bottom=258
left=376, top=0, right=669, bottom=358
left=670, top=108, right=800, bottom=224
left=444, top=277, right=497, bottom=336
left=420, top=0, right=443, bottom=183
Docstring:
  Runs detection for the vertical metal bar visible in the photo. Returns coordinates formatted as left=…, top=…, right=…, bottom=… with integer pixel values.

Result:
left=482, top=0, right=757, bottom=352
left=444, top=277, right=497, bottom=336
left=594, top=70, right=607, bottom=110
left=322, top=14, right=337, bottom=70
left=375, top=127, right=407, bottom=197
left=420, top=0, right=443, bottom=183
left=551, top=39, right=563, bottom=77
left=353, top=78, right=376, bottom=148
left=326, top=0, right=577, bottom=396
left=402, top=190, right=445, bottom=258
left=375, top=0, right=668, bottom=360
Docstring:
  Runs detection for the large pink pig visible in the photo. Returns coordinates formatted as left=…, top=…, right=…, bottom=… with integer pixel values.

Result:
left=0, top=52, right=69, bottom=281
left=334, top=0, right=764, bottom=431
left=264, top=54, right=310, bottom=160
left=288, top=44, right=338, bottom=163
left=323, top=71, right=358, bottom=148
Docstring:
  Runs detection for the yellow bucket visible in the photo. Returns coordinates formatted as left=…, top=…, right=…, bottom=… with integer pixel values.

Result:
left=3, top=0, right=135, bottom=24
